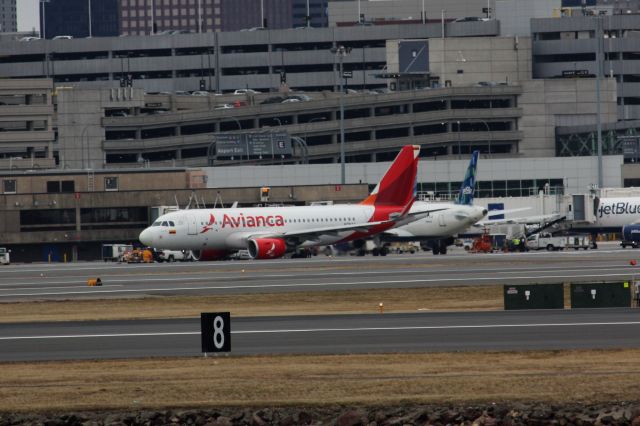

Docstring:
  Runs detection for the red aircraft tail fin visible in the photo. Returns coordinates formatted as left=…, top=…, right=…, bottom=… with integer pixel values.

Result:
left=360, top=145, right=419, bottom=209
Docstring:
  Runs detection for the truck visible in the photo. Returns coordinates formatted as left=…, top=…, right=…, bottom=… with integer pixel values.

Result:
left=0, top=247, right=10, bottom=265
left=621, top=224, right=640, bottom=248
left=102, top=244, right=134, bottom=262
left=526, top=232, right=566, bottom=251
left=156, top=249, right=192, bottom=262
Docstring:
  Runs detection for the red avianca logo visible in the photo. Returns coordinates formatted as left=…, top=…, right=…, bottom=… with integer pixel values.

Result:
left=201, top=213, right=285, bottom=233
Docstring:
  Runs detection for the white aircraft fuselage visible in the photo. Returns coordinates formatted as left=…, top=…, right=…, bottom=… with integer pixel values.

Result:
left=140, top=204, right=388, bottom=251
left=574, top=197, right=640, bottom=231
left=386, top=201, right=487, bottom=239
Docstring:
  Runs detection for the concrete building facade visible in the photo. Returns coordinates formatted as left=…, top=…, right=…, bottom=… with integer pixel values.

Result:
left=0, top=0, right=16, bottom=33
left=0, top=79, right=55, bottom=170
left=531, top=14, right=640, bottom=121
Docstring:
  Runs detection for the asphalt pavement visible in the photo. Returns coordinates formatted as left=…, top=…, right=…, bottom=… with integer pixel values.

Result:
left=0, top=244, right=637, bottom=302
left=1, top=309, right=639, bottom=361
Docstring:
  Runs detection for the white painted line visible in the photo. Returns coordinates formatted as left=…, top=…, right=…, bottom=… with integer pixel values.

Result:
left=2, top=321, right=640, bottom=340
left=0, top=272, right=636, bottom=298
left=0, top=265, right=634, bottom=288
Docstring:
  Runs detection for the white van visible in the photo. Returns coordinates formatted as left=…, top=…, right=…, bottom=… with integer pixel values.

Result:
left=0, top=247, right=10, bottom=265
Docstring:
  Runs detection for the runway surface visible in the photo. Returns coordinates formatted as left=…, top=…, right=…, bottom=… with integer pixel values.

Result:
left=0, top=245, right=638, bottom=302
left=1, top=309, right=639, bottom=361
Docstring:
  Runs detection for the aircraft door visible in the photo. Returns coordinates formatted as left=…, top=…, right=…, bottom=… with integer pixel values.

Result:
left=572, top=195, right=586, bottom=221
left=438, top=214, right=446, bottom=227
left=188, top=215, right=198, bottom=235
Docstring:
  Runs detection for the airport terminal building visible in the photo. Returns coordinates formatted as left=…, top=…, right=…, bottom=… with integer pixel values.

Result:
left=2, top=9, right=640, bottom=260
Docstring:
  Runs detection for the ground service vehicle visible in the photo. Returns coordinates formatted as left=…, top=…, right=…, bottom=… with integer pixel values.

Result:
left=565, top=235, right=590, bottom=250
left=0, top=248, right=10, bottom=265
left=102, top=244, right=134, bottom=261
left=526, top=232, right=566, bottom=251
left=122, top=248, right=154, bottom=263
left=621, top=224, right=640, bottom=248
left=156, top=249, right=191, bottom=262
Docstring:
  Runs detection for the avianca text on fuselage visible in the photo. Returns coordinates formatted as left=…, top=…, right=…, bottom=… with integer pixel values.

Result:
left=207, top=213, right=286, bottom=230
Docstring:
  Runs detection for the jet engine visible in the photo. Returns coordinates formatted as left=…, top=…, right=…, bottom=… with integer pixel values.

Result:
left=247, top=238, right=287, bottom=259
left=191, top=249, right=232, bottom=261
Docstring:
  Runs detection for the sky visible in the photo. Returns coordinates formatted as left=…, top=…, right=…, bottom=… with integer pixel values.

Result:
left=18, top=0, right=39, bottom=32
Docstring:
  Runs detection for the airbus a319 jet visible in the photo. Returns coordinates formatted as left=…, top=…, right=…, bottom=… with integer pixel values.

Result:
left=139, top=145, right=425, bottom=260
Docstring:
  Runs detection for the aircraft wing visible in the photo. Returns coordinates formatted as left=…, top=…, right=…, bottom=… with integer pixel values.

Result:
left=251, top=219, right=396, bottom=244
left=475, top=212, right=562, bottom=227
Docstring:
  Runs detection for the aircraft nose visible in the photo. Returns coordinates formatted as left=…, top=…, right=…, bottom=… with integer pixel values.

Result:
left=139, top=228, right=153, bottom=246
left=482, top=208, right=488, bottom=216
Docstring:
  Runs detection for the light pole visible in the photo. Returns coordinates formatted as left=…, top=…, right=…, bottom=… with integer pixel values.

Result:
left=79, top=126, right=93, bottom=169
left=9, top=157, right=21, bottom=175
left=595, top=16, right=604, bottom=189
left=304, top=116, right=326, bottom=144
left=306, top=0, right=311, bottom=27
left=477, top=119, right=492, bottom=158
left=331, top=45, right=350, bottom=184
left=261, top=0, right=264, bottom=28
left=88, top=0, right=92, bottom=37
left=226, top=116, right=242, bottom=131
left=150, top=0, right=156, bottom=34
left=40, top=0, right=49, bottom=39
left=456, top=120, right=461, bottom=159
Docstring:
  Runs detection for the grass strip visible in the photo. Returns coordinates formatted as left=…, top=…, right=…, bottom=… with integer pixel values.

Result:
left=1, top=349, right=639, bottom=412
left=0, top=285, right=504, bottom=323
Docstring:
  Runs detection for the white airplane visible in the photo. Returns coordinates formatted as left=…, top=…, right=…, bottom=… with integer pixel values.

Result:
left=139, top=145, right=428, bottom=260
left=378, top=151, right=488, bottom=255
left=566, top=196, right=640, bottom=248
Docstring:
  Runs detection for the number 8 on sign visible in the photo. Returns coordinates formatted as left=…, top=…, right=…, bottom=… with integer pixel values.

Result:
left=213, top=315, right=225, bottom=349
left=201, top=312, right=231, bottom=353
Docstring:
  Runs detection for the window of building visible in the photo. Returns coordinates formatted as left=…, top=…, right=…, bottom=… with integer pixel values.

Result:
left=46, top=181, right=60, bottom=193
left=105, top=177, right=119, bottom=191
left=3, top=179, right=16, bottom=194
left=61, top=181, right=75, bottom=193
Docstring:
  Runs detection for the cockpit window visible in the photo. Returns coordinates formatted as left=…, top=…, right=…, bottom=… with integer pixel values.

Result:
left=168, top=221, right=175, bottom=226
left=152, top=221, right=161, bottom=226
left=161, top=221, right=169, bottom=226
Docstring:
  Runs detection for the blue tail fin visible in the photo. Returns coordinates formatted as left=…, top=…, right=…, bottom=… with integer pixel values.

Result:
left=455, top=150, right=479, bottom=205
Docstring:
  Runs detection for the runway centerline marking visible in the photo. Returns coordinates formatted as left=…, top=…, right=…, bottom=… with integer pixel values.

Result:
left=2, top=321, right=640, bottom=340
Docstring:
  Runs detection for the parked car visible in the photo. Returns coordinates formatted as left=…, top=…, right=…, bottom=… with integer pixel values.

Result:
left=19, top=36, right=40, bottom=42
left=52, top=35, right=73, bottom=40
left=191, top=91, right=209, bottom=96
left=234, top=89, right=261, bottom=95
left=261, top=96, right=285, bottom=104
left=215, top=103, right=234, bottom=110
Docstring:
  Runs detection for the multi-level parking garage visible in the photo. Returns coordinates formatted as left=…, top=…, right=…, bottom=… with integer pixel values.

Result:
left=93, top=86, right=522, bottom=167
left=0, top=23, right=498, bottom=94
left=532, top=14, right=640, bottom=121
